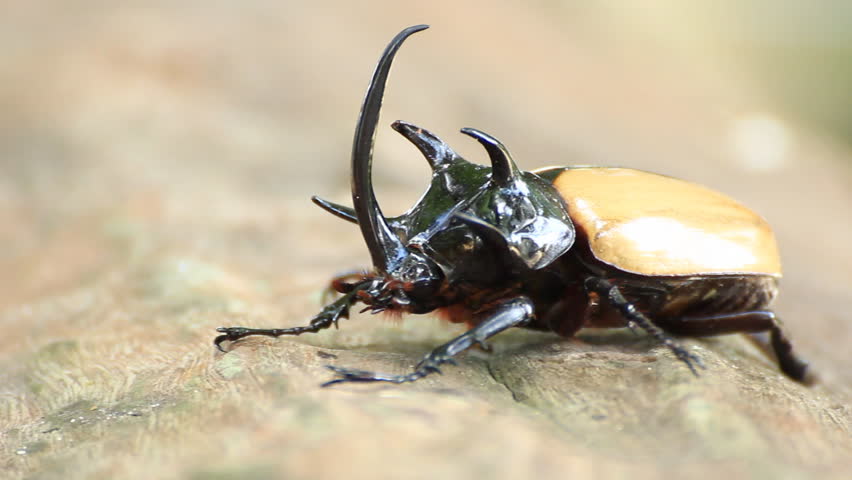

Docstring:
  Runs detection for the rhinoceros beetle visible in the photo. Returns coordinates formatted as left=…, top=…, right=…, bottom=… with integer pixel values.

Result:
left=215, top=25, right=813, bottom=386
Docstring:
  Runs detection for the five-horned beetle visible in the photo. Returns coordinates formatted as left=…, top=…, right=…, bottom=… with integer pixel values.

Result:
left=215, top=25, right=813, bottom=386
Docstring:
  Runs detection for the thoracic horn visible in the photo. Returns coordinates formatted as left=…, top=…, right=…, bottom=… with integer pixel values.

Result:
left=311, top=196, right=357, bottom=224
left=392, top=120, right=460, bottom=170
left=460, top=127, right=520, bottom=187
left=350, top=25, right=429, bottom=273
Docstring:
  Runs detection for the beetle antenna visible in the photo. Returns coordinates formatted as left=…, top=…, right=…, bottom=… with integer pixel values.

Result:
left=460, top=127, right=520, bottom=187
left=392, top=120, right=460, bottom=170
left=351, top=25, right=429, bottom=272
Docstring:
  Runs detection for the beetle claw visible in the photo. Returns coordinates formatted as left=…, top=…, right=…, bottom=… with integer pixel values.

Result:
left=213, top=327, right=252, bottom=352
left=673, top=348, right=706, bottom=377
left=322, top=365, right=374, bottom=383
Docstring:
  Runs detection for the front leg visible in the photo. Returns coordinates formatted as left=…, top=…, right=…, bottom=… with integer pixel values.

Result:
left=323, top=296, right=535, bottom=386
left=214, top=281, right=371, bottom=352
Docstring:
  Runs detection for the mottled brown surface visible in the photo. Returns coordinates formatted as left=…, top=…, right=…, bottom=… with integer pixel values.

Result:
left=1, top=2, right=850, bottom=480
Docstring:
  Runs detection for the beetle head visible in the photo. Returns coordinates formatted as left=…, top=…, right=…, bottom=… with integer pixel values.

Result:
left=347, top=25, right=445, bottom=310
left=313, top=25, right=575, bottom=310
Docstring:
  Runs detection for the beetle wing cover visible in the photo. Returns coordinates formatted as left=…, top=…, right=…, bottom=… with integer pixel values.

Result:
left=549, top=167, right=781, bottom=277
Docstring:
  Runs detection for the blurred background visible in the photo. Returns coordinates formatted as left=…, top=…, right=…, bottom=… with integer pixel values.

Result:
left=1, top=1, right=850, bottom=479
left=3, top=0, right=852, bottom=303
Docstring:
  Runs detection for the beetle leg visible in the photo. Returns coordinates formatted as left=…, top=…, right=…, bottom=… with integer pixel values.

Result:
left=656, top=311, right=813, bottom=384
left=321, top=296, right=534, bottom=386
left=214, top=282, right=370, bottom=352
left=625, top=321, right=642, bottom=336
left=584, top=277, right=706, bottom=376
left=766, top=323, right=813, bottom=384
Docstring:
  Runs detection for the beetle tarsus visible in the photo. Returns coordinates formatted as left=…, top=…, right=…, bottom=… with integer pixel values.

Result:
left=323, top=353, right=460, bottom=387
left=585, top=277, right=705, bottom=376
left=214, top=284, right=368, bottom=351
left=321, top=347, right=462, bottom=386
left=769, top=324, right=812, bottom=384
left=214, top=327, right=252, bottom=352
left=322, top=296, right=534, bottom=386
left=669, top=342, right=706, bottom=377
left=321, top=360, right=445, bottom=387
left=320, top=365, right=408, bottom=386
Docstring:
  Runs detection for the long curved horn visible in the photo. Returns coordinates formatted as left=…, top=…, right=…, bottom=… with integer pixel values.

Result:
left=460, top=127, right=520, bottom=187
left=351, top=25, right=428, bottom=272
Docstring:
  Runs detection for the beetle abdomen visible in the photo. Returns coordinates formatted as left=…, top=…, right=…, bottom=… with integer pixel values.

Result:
left=653, top=274, right=779, bottom=319
left=536, top=167, right=781, bottom=277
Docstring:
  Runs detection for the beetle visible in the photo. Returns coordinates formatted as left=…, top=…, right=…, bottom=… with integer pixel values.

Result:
left=214, top=25, right=813, bottom=386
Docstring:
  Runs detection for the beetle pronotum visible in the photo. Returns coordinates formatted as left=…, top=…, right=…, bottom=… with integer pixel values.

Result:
left=215, top=25, right=813, bottom=386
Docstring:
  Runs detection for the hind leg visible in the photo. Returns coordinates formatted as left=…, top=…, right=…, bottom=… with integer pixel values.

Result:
left=659, top=311, right=813, bottom=384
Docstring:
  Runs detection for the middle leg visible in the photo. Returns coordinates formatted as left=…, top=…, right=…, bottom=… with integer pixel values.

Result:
left=656, top=310, right=812, bottom=384
left=584, top=277, right=705, bottom=375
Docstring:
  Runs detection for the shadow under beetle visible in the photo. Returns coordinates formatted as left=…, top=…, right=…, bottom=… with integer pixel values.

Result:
left=215, top=25, right=814, bottom=386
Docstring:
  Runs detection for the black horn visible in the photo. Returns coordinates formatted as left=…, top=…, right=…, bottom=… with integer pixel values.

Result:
left=311, top=196, right=357, bottom=224
left=392, top=120, right=460, bottom=170
left=351, top=25, right=429, bottom=272
left=460, top=127, right=520, bottom=187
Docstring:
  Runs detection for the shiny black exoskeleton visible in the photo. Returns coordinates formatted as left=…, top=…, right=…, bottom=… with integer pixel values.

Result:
left=214, top=25, right=812, bottom=386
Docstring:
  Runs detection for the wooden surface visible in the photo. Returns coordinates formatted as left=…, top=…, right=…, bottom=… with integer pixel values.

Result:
left=1, top=2, right=850, bottom=479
